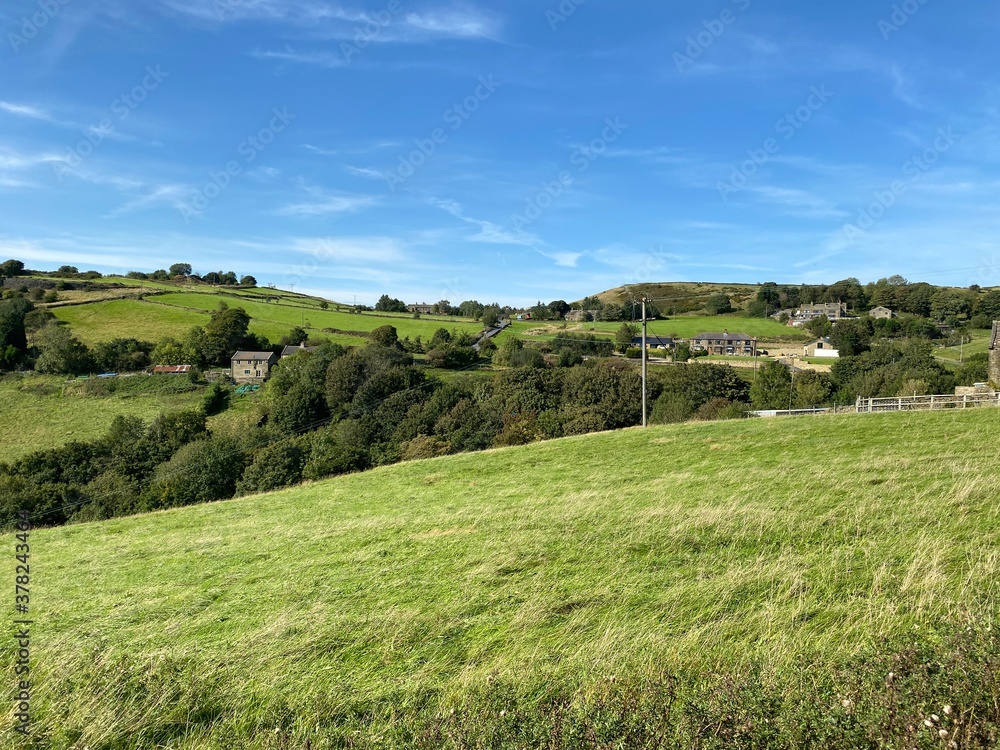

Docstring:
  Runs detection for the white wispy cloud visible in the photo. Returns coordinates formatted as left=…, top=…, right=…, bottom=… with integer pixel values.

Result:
left=429, top=197, right=540, bottom=247
left=303, top=144, right=338, bottom=156
left=276, top=189, right=377, bottom=217
left=403, top=9, right=501, bottom=39
left=0, top=102, right=55, bottom=122
left=345, top=165, right=385, bottom=179
left=105, top=184, right=193, bottom=217
left=746, top=185, right=849, bottom=219
left=251, top=48, right=347, bottom=68
left=290, top=236, right=406, bottom=264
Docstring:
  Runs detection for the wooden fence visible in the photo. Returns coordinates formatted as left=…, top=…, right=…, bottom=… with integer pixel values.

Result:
left=856, top=392, right=1000, bottom=413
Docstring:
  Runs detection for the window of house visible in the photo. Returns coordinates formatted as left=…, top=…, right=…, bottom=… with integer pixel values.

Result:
left=244, top=370, right=251, bottom=375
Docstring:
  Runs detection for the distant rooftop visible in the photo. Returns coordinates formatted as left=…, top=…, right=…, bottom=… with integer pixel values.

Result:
left=231, top=351, right=275, bottom=360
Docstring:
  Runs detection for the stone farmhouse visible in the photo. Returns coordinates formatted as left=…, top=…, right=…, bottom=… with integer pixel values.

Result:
left=231, top=351, right=278, bottom=384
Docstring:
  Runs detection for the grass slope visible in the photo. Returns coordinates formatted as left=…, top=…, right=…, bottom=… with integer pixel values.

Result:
left=49, top=287, right=483, bottom=347
left=0, top=374, right=204, bottom=461
left=14, top=409, right=1000, bottom=748
left=507, top=315, right=802, bottom=342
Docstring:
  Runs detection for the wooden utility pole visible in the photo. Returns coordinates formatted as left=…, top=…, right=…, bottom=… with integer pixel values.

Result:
left=641, top=296, right=648, bottom=427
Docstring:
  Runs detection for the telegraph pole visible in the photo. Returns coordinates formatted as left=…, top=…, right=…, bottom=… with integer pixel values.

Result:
left=641, top=296, right=648, bottom=427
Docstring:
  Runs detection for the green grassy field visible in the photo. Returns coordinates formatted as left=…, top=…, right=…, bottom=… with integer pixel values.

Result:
left=512, top=316, right=804, bottom=342
left=934, top=329, right=993, bottom=363
left=14, top=408, right=1000, bottom=748
left=51, top=299, right=211, bottom=345
left=49, top=289, right=482, bottom=348
left=0, top=374, right=205, bottom=461
left=153, top=292, right=483, bottom=339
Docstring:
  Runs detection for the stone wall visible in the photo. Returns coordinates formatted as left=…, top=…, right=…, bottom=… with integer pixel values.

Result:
left=990, top=322, right=1000, bottom=385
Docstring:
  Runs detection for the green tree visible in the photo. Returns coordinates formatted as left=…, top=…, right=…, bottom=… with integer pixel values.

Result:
left=34, top=323, right=93, bottom=374
left=615, top=322, right=639, bottom=353
left=830, top=318, right=872, bottom=357
left=757, top=282, right=781, bottom=307
left=705, top=293, right=733, bottom=315
left=92, top=338, right=154, bottom=372
left=792, top=371, right=832, bottom=408
left=284, top=326, right=308, bottom=346
left=202, top=382, right=230, bottom=416
left=481, top=305, right=502, bottom=328
left=151, top=337, right=187, bottom=365
left=0, top=297, right=32, bottom=365
left=168, top=263, right=192, bottom=277
left=805, top=315, right=832, bottom=339
left=0, top=259, right=25, bottom=277
left=374, top=294, right=407, bottom=313
left=236, top=436, right=310, bottom=495
left=143, top=436, right=246, bottom=510
left=492, top=335, right=523, bottom=367
left=369, top=325, right=399, bottom=348
left=750, top=360, right=792, bottom=410
left=202, top=304, right=253, bottom=365
left=977, top=290, right=1000, bottom=320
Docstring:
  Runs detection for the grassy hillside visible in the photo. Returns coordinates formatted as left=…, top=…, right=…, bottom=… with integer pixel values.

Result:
left=0, top=374, right=205, bottom=461
left=506, top=315, right=803, bottom=342
left=592, top=281, right=761, bottom=308
left=14, top=409, right=1000, bottom=748
left=47, top=284, right=483, bottom=347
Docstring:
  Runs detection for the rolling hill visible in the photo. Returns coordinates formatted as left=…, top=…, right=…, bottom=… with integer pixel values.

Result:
left=16, top=409, right=1000, bottom=748
left=36, top=279, right=483, bottom=347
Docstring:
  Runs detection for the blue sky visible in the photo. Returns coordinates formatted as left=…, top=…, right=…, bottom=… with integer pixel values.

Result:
left=2, top=0, right=999, bottom=306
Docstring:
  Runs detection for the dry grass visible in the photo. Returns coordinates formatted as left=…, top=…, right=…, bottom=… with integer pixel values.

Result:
left=9, top=409, right=1000, bottom=747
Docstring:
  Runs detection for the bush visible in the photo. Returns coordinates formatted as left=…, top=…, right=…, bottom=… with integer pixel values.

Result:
left=399, top=435, right=453, bottom=461
left=236, top=436, right=310, bottom=495
left=142, top=437, right=247, bottom=510
left=202, top=381, right=230, bottom=416
left=302, top=424, right=369, bottom=481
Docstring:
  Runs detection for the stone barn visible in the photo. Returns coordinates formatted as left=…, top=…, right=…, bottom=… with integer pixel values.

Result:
left=990, top=322, right=1000, bottom=386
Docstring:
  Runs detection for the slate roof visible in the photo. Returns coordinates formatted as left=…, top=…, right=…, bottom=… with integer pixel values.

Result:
left=231, top=351, right=276, bottom=361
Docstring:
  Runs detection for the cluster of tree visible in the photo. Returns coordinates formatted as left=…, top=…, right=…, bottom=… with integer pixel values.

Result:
left=750, top=276, right=999, bottom=326
left=0, top=259, right=26, bottom=279
left=747, top=336, right=986, bottom=411
left=152, top=303, right=269, bottom=368
left=3, top=335, right=680, bottom=528
left=570, top=298, right=663, bottom=322
left=375, top=295, right=408, bottom=313
left=125, top=263, right=256, bottom=286
left=375, top=296, right=506, bottom=326
left=1, top=297, right=271, bottom=375
left=1, top=260, right=102, bottom=282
